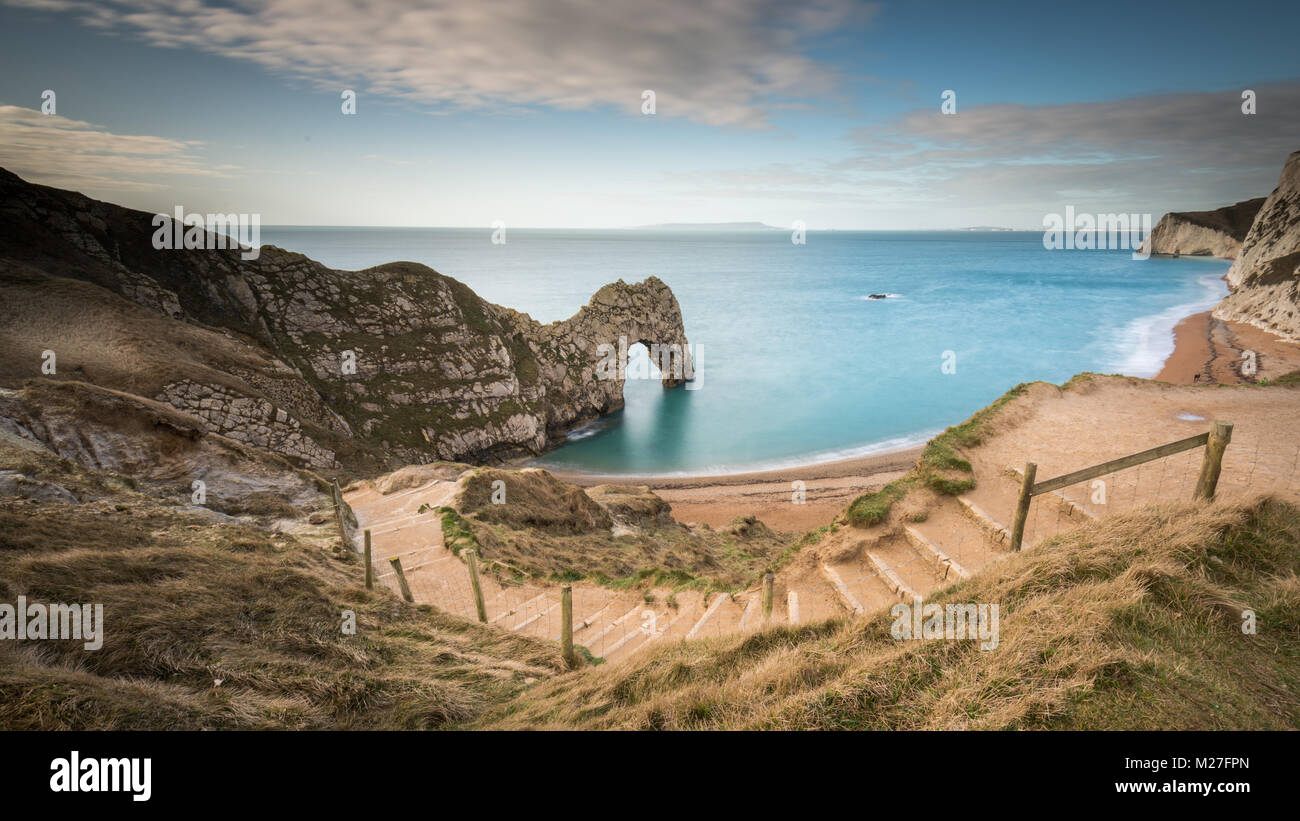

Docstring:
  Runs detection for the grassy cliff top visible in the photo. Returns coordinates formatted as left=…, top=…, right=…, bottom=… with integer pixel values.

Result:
left=476, top=497, right=1300, bottom=729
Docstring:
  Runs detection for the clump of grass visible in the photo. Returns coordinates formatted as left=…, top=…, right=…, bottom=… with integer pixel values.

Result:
left=845, top=478, right=912, bottom=526
left=1257, top=369, right=1300, bottom=386
left=436, top=506, right=479, bottom=557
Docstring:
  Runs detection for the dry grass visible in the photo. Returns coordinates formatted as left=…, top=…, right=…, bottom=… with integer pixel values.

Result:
left=449, top=470, right=790, bottom=591
left=477, top=497, right=1300, bottom=729
left=0, top=497, right=565, bottom=730
left=0, top=268, right=270, bottom=399
left=468, top=516, right=789, bottom=592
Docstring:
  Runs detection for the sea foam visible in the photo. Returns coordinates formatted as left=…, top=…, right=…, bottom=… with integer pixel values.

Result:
left=1109, top=274, right=1229, bottom=378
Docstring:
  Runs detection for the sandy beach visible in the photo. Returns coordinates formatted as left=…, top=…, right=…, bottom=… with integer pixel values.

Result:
left=550, top=309, right=1300, bottom=534
left=1155, top=312, right=1300, bottom=384
left=552, top=447, right=920, bottom=531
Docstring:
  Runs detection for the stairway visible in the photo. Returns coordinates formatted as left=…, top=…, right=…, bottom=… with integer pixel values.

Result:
left=345, top=463, right=1086, bottom=665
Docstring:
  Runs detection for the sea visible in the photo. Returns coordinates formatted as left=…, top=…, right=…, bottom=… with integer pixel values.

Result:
left=258, top=227, right=1231, bottom=475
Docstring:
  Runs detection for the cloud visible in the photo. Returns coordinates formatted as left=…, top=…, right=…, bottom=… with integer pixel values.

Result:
left=12, top=0, right=875, bottom=128
left=0, top=105, right=228, bottom=191
left=667, top=83, right=1300, bottom=224
left=843, top=82, right=1300, bottom=211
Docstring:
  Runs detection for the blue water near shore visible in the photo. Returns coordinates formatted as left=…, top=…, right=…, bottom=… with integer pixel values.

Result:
left=259, top=228, right=1230, bottom=475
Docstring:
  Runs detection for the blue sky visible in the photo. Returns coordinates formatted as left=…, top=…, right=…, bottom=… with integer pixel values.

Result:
left=0, top=0, right=1297, bottom=228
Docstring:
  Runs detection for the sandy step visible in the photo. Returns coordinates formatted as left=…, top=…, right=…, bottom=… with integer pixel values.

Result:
left=908, top=503, right=1003, bottom=574
left=363, top=509, right=438, bottom=534
left=819, top=561, right=893, bottom=618
left=786, top=590, right=801, bottom=624
left=866, top=552, right=919, bottom=600
left=621, top=599, right=703, bottom=661
left=737, top=592, right=763, bottom=631
left=349, top=482, right=453, bottom=523
left=600, top=604, right=668, bottom=659
left=513, top=599, right=565, bottom=641
left=695, top=593, right=747, bottom=638
left=685, top=592, right=731, bottom=639
left=572, top=592, right=616, bottom=631
left=820, top=563, right=865, bottom=614
left=657, top=592, right=709, bottom=641
left=488, top=589, right=547, bottom=625
left=873, top=538, right=944, bottom=598
left=957, top=495, right=1012, bottom=546
left=903, top=525, right=970, bottom=581
left=963, top=464, right=1059, bottom=549
left=581, top=603, right=649, bottom=658
left=782, top=576, right=844, bottom=624
left=572, top=592, right=634, bottom=638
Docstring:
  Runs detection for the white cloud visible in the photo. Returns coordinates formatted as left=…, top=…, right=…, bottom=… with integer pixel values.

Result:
left=15, top=0, right=874, bottom=128
left=0, top=105, right=229, bottom=191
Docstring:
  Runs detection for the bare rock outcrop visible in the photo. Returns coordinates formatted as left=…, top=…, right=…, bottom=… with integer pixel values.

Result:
left=1141, top=197, right=1265, bottom=259
left=0, top=380, right=327, bottom=517
left=0, top=168, right=693, bottom=472
left=1213, top=151, right=1300, bottom=342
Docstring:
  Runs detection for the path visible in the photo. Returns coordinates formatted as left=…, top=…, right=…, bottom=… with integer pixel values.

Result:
left=346, top=379, right=1300, bottom=666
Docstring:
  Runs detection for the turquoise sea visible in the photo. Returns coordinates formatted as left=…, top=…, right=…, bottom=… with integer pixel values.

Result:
left=259, top=228, right=1230, bottom=475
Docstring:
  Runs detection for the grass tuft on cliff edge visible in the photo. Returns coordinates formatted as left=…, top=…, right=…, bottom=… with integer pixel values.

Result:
left=846, top=381, right=1033, bottom=525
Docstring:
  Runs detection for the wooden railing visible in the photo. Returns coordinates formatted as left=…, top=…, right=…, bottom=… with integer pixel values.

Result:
left=1009, top=421, right=1233, bottom=551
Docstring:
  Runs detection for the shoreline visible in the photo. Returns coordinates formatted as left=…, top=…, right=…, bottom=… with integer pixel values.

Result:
left=550, top=446, right=921, bottom=532
left=1155, top=310, right=1300, bottom=385
left=536, top=296, right=1300, bottom=532
left=549, top=445, right=923, bottom=490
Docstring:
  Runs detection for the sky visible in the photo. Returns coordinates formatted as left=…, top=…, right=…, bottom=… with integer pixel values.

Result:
left=0, top=0, right=1297, bottom=229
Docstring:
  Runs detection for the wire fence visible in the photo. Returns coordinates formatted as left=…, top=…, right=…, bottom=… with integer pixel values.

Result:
left=338, top=423, right=1300, bottom=666
left=1019, top=425, right=1300, bottom=551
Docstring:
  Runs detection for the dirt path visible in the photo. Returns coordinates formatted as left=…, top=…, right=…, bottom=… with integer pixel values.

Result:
left=346, top=377, right=1300, bottom=667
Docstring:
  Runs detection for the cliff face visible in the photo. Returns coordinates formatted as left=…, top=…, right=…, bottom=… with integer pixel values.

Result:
left=1141, top=197, right=1265, bottom=259
left=1213, top=151, right=1300, bottom=343
left=0, top=169, right=692, bottom=472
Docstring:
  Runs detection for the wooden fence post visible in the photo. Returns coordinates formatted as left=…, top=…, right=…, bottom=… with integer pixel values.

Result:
left=1194, top=421, right=1234, bottom=501
left=465, top=549, right=488, bottom=623
left=331, top=479, right=347, bottom=551
left=363, top=529, right=373, bottom=590
left=560, top=584, right=574, bottom=668
left=1009, top=462, right=1036, bottom=552
left=762, top=572, right=774, bottom=623
left=389, top=557, right=414, bottom=603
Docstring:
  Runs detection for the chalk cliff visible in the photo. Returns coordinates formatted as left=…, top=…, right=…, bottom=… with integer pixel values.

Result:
left=1141, top=197, right=1265, bottom=259
left=1213, top=151, right=1300, bottom=342
left=0, top=169, right=692, bottom=473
